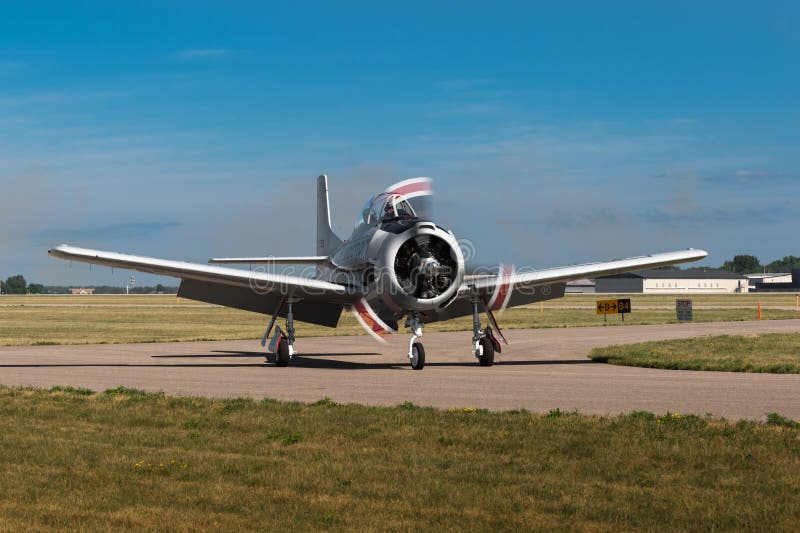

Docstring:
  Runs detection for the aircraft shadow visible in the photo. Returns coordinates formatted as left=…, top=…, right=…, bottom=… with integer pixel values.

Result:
left=0, top=363, right=269, bottom=368
left=150, top=350, right=381, bottom=359
left=0, top=358, right=595, bottom=370
left=277, top=357, right=597, bottom=370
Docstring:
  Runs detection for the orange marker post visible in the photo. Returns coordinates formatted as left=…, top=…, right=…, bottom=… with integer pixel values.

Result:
left=757, top=302, right=762, bottom=320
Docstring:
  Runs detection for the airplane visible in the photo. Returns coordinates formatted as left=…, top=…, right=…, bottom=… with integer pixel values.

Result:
left=49, top=175, right=707, bottom=370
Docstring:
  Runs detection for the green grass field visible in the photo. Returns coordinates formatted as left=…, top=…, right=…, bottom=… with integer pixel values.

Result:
left=1, top=294, right=798, bottom=346
left=0, top=386, right=798, bottom=530
left=3, top=292, right=799, bottom=307
left=591, top=333, right=800, bottom=373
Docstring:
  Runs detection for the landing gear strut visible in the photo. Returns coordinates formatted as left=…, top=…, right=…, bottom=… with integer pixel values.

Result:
left=406, top=312, right=425, bottom=370
left=472, top=298, right=498, bottom=367
left=265, top=299, right=297, bottom=367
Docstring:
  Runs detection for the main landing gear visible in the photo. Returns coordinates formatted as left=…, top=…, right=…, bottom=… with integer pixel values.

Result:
left=263, top=300, right=500, bottom=370
left=406, top=312, right=425, bottom=370
left=472, top=299, right=500, bottom=367
left=404, top=302, right=501, bottom=371
left=263, top=299, right=297, bottom=367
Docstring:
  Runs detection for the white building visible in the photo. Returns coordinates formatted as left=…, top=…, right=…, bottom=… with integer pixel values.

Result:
left=596, top=268, right=748, bottom=294
left=745, top=273, right=792, bottom=291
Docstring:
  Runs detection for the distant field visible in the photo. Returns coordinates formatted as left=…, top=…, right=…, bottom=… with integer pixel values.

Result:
left=3, top=293, right=798, bottom=307
left=0, top=386, right=798, bottom=530
left=0, top=294, right=208, bottom=306
left=591, top=333, right=800, bottom=374
left=1, top=294, right=798, bottom=346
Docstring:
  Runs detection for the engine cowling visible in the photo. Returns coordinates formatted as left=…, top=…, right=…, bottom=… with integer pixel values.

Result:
left=373, top=222, right=464, bottom=311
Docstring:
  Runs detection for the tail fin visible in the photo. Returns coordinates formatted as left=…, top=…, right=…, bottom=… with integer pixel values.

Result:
left=316, top=175, right=343, bottom=256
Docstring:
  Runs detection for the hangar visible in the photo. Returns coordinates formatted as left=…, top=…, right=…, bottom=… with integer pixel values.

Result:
left=746, top=269, right=800, bottom=292
left=596, top=268, right=748, bottom=294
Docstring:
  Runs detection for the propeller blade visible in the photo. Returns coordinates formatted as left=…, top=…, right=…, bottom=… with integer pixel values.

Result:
left=261, top=298, right=286, bottom=347
left=384, top=177, right=433, bottom=219
left=481, top=295, right=509, bottom=346
left=486, top=263, right=515, bottom=312
left=348, top=298, right=396, bottom=344
left=413, top=234, right=431, bottom=248
left=477, top=263, right=515, bottom=345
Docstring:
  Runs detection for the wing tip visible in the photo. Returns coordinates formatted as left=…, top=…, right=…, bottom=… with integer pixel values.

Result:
left=48, top=244, right=71, bottom=256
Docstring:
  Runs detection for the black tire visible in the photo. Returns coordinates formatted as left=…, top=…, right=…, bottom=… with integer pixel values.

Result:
left=275, top=337, right=290, bottom=367
left=478, top=337, right=494, bottom=367
left=410, top=342, right=425, bottom=370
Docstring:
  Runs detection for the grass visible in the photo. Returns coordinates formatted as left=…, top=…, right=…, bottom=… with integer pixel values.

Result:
left=1, top=294, right=798, bottom=346
left=3, top=292, right=799, bottom=307
left=591, top=333, right=800, bottom=373
left=0, top=294, right=209, bottom=306
left=0, top=386, right=798, bottom=530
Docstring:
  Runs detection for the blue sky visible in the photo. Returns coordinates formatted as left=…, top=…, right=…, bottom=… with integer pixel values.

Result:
left=1, top=1, right=798, bottom=285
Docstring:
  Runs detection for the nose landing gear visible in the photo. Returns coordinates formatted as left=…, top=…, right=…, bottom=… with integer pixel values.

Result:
left=406, top=312, right=425, bottom=370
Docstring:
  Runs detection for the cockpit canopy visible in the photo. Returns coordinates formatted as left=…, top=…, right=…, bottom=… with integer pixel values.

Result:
left=357, top=193, right=418, bottom=226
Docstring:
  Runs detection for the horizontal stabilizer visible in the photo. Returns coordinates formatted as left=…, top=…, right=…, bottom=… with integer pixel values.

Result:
left=208, top=256, right=328, bottom=265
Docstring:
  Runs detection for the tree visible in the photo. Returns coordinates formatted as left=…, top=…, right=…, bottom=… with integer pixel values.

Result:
left=27, top=283, right=45, bottom=294
left=720, top=255, right=761, bottom=274
left=765, top=256, right=800, bottom=272
left=3, top=275, right=27, bottom=294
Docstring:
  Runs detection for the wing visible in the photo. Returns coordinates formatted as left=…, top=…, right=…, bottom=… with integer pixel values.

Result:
left=208, top=256, right=328, bottom=265
left=423, top=249, right=708, bottom=322
left=48, top=244, right=358, bottom=326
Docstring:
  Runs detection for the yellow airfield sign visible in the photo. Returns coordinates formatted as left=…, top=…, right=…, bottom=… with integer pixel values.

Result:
left=596, top=298, right=632, bottom=315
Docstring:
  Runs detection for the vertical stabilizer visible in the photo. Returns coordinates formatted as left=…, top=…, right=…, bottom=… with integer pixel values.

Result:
left=316, top=175, right=343, bottom=256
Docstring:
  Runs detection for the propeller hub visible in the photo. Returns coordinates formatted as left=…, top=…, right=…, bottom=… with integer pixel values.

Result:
left=418, top=257, right=441, bottom=278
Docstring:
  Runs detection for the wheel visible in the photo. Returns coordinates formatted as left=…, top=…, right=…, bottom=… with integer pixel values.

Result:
left=410, top=342, right=425, bottom=370
left=478, top=337, right=494, bottom=367
left=275, top=336, right=290, bottom=367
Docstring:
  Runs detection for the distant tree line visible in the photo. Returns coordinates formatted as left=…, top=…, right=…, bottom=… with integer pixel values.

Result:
left=656, top=255, right=800, bottom=275
left=0, top=275, right=43, bottom=294
left=44, top=284, right=178, bottom=294
left=1, top=275, right=176, bottom=294
left=719, top=255, right=800, bottom=275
